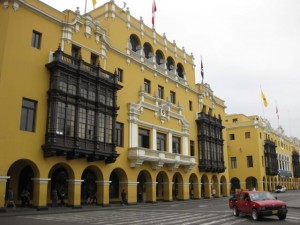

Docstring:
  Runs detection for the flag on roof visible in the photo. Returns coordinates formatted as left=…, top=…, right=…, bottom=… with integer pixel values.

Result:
left=261, top=90, right=268, bottom=107
left=92, top=0, right=97, bottom=8
left=201, top=57, right=204, bottom=81
left=152, top=0, right=157, bottom=26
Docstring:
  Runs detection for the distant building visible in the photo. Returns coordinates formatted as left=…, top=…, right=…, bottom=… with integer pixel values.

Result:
left=226, top=114, right=300, bottom=192
left=0, top=0, right=229, bottom=211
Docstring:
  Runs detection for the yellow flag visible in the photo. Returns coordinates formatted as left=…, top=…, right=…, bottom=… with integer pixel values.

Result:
left=261, top=90, right=268, bottom=107
left=92, top=0, right=97, bottom=8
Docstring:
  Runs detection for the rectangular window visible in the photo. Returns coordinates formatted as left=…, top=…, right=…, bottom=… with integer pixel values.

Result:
left=231, top=157, right=237, bottom=168
left=78, top=107, right=86, bottom=139
left=99, top=89, right=106, bottom=105
left=116, top=122, right=124, bottom=147
left=170, top=91, right=176, bottom=104
left=247, top=156, right=253, bottom=167
left=56, top=102, right=65, bottom=135
left=157, top=132, right=166, bottom=151
left=98, top=112, right=105, bottom=142
left=189, top=100, right=193, bottom=111
left=116, top=68, right=123, bottom=82
left=90, top=53, right=99, bottom=66
left=68, top=84, right=76, bottom=95
left=20, top=98, right=37, bottom=132
left=229, top=134, right=235, bottom=140
left=144, top=79, right=151, bottom=93
left=105, top=115, right=113, bottom=143
left=31, top=30, right=42, bottom=49
left=245, top=132, right=251, bottom=139
left=139, top=128, right=150, bottom=148
left=88, top=90, right=96, bottom=101
left=232, top=118, right=238, bottom=123
left=158, top=85, right=164, bottom=99
left=65, top=104, right=75, bottom=137
left=190, top=140, right=195, bottom=156
left=71, top=45, right=81, bottom=59
left=172, top=136, right=180, bottom=154
left=87, top=110, right=95, bottom=140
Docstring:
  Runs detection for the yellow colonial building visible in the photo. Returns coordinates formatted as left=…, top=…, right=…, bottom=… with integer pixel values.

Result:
left=225, top=114, right=300, bottom=193
left=0, top=0, right=229, bottom=211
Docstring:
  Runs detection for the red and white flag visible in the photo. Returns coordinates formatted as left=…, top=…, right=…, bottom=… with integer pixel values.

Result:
left=152, top=0, right=157, bottom=26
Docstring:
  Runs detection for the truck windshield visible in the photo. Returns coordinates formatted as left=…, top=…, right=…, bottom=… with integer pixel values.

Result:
left=250, top=192, right=275, bottom=201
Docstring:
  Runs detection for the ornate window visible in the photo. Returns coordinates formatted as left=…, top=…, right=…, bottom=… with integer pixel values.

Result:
left=196, top=112, right=225, bottom=173
left=43, top=47, right=122, bottom=163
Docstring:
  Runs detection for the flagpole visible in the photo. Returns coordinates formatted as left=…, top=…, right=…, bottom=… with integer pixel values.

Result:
left=201, top=56, right=204, bottom=84
left=84, top=0, right=87, bottom=14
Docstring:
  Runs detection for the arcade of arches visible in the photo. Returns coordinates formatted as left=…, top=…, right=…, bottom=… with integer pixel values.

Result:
left=230, top=176, right=300, bottom=193
left=1, top=159, right=230, bottom=209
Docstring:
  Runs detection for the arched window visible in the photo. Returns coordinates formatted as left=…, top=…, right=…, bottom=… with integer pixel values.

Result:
left=143, top=42, right=153, bottom=59
left=155, top=50, right=164, bottom=66
left=166, top=57, right=175, bottom=71
left=176, top=63, right=185, bottom=78
left=129, top=34, right=141, bottom=52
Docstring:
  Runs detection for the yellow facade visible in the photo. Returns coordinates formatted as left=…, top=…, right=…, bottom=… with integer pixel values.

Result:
left=0, top=0, right=229, bottom=211
left=226, top=114, right=300, bottom=193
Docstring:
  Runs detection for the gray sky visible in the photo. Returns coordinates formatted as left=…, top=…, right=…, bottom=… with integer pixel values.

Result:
left=40, top=0, right=300, bottom=139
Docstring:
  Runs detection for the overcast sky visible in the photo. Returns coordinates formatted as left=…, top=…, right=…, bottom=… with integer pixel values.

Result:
left=40, top=0, right=300, bottom=139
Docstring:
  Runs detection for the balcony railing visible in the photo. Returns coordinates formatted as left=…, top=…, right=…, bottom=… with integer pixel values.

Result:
left=128, top=147, right=196, bottom=172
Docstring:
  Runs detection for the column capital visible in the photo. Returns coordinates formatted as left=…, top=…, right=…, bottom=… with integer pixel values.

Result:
left=31, top=178, right=51, bottom=184
left=0, top=176, right=10, bottom=182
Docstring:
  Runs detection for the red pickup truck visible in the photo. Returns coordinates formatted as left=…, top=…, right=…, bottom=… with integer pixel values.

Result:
left=229, top=190, right=288, bottom=221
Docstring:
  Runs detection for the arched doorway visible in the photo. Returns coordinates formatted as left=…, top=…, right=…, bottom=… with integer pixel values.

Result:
left=51, top=167, right=69, bottom=206
left=172, top=173, right=183, bottom=200
left=220, top=175, right=228, bottom=197
left=189, top=174, right=198, bottom=199
left=81, top=169, right=97, bottom=204
left=156, top=172, right=168, bottom=201
left=109, top=168, right=128, bottom=203
left=201, top=175, right=209, bottom=198
left=18, top=165, right=34, bottom=203
left=230, top=177, right=240, bottom=195
left=137, top=171, right=146, bottom=202
left=246, top=176, right=257, bottom=190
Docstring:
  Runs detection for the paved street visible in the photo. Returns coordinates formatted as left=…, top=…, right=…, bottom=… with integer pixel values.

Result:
left=1, top=190, right=300, bottom=225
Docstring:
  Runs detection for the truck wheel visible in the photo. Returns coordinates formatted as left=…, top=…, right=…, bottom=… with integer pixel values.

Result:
left=251, top=209, right=260, bottom=221
left=233, top=206, right=239, bottom=216
left=278, top=214, right=286, bottom=220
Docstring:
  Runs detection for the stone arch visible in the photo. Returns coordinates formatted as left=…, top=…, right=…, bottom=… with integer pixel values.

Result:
left=143, top=42, right=153, bottom=59
left=155, top=50, right=165, bottom=67
left=189, top=173, right=199, bottom=199
left=48, top=163, right=74, bottom=206
left=128, top=34, right=141, bottom=52
left=5, top=159, right=39, bottom=205
left=81, top=166, right=103, bottom=204
left=172, top=172, right=183, bottom=200
left=176, top=63, right=185, bottom=79
left=109, top=168, right=128, bottom=202
left=166, top=56, right=175, bottom=71
left=201, top=174, right=209, bottom=198
left=156, top=171, right=169, bottom=201
left=245, top=176, right=257, bottom=190
left=211, top=175, right=218, bottom=197
left=220, top=175, right=228, bottom=197
left=230, top=177, right=240, bottom=194
left=137, top=170, right=152, bottom=202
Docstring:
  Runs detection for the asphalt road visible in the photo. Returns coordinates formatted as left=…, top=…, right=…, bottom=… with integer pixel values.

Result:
left=1, top=191, right=300, bottom=225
